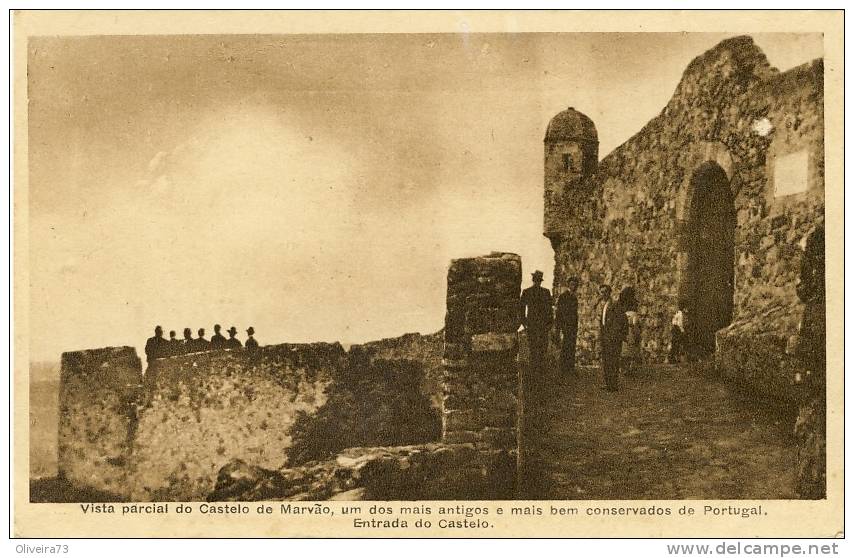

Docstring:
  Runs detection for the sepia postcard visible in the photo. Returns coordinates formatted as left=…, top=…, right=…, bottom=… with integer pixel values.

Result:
left=12, top=10, right=844, bottom=538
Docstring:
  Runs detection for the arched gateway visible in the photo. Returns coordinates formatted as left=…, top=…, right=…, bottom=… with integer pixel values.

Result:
left=683, top=162, right=736, bottom=356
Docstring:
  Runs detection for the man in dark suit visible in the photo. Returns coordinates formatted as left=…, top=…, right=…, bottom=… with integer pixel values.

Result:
left=555, top=277, right=579, bottom=378
left=225, top=326, right=242, bottom=350
left=181, top=327, right=194, bottom=354
left=144, top=325, right=169, bottom=364
left=598, top=284, right=627, bottom=392
left=520, top=270, right=553, bottom=379
left=194, top=328, right=210, bottom=353
left=245, top=326, right=259, bottom=352
left=210, top=324, right=227, bottom=350
left=168, top=330, right=181, bottom=356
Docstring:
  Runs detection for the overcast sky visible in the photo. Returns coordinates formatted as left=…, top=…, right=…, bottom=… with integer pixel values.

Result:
left=26, top=32, right=822, bottom=362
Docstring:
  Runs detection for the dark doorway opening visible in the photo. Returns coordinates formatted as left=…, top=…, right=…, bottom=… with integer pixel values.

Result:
left=685, top=162, right=736, bottom=357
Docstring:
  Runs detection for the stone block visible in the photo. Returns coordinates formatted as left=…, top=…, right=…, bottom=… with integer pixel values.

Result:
left=471, top=333, right=518, bottom=353
left=464, top=307, right=499, bottom=335
left=443, top=410, right=480, bottom=432
left=481, top=409, right=517, bottom=428
left=494, top=306, right=522, bottom=333
left=442, top=430, right=480, bottom=444
left=443, top=342, right=470, bottom=360
left=483, top=390, right=518, bottom=412
left=479, top=427, right=517, bottom=449
left=442, top=392, right=470, bottom=411
left=441, top=358, right=469, bottom=370
left=444, top=310, right=467, bottom=343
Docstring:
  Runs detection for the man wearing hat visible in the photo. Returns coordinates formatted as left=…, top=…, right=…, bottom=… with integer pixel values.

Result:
left=225, top=326, right=242, bottom=350
left=520, top=270, right=553, bottom=380
left=245, top=327, right=259, bottom=352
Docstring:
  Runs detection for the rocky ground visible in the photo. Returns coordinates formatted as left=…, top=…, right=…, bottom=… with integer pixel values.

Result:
left=207, top=443, right=513, bottom=501
left=533, top=363, right=798, bottom=499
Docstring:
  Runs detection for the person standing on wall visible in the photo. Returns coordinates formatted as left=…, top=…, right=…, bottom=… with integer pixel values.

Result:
left=555, top=277, right=579, bottom=380
left=168, top=330, right=181, bottom=356
left=194, top=328, right=210, bottom=353
left=245, top=327, right=259, bottom=352
left=181, top=327, right=194, bottom=354
left=210, top=324, right=227, bottom=350
left=225, top=326, right=242, bottom=350
left=144, top=325, right=169, bottom=363
left=520, top=270, right=554, bottom=384
left=598, top=284, right=628, bottom=392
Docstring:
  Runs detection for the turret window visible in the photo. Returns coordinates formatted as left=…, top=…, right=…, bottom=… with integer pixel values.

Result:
left=562, top=153, right=573, bottom=172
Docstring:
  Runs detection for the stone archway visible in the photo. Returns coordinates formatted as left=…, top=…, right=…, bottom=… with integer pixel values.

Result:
left=683, top=161, right=736, bottom=356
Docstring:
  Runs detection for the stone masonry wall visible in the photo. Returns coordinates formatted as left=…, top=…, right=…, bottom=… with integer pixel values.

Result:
left=716, top=61, right=824, bottom=404
left=129, top=343, right=346, bottom=500
left=441, top=252, right=521, bottom=497
left=211, top=255, right=522, bottom=501
left=355, top=331, right=443, bottom=410
left=58, top=343, right=347, bottom=501
left=285, top=352, right=441, bottom=466
left=58, top=347, right=142, bottom=495
left=57, top=254, right=523, bottom=502
left=547, top=37, right=823, bottom=406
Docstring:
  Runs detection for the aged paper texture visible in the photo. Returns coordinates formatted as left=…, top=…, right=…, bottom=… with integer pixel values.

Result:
left=13, top=10, right=843, bottom=538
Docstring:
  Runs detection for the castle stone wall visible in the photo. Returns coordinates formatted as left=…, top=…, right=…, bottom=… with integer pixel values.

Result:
left=354, top=331, right=443, bottom=410
left=58, top=347, right=142, bottom=495
left=58, top=343, right=347, bottom=501
left=547, top=37, right=824, bottom=406
left=441, top=252, right=521, bottom=497
left=129, top=343, right=346, bottom=500
left=205, top=257, right=524, bottom=502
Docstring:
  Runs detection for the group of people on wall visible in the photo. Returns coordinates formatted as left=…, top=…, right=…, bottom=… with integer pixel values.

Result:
left=144, top=324, right=259, bottom=362
left=519, top=269, right=691, bottom=392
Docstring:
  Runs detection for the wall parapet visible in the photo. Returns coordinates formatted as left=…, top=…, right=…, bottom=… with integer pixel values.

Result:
left=58, top=342, right=348, bottom=501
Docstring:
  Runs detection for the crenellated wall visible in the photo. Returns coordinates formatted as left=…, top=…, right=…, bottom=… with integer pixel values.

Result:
left=546, top=36, right=824, bottom=406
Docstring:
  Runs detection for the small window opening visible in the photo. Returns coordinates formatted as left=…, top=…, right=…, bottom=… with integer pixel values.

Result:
left=562, top=153, right=573, bottom=172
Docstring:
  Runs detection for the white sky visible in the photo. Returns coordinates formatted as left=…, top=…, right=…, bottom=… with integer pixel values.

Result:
left=26, top=32, right=823, bottom=361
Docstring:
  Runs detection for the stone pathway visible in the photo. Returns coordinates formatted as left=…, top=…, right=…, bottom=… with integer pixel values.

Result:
left=535, top=364, right=798, bottom=499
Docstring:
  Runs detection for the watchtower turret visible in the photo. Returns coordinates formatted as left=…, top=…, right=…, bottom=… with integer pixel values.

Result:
left=543, top=107, right=598, bottom=246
